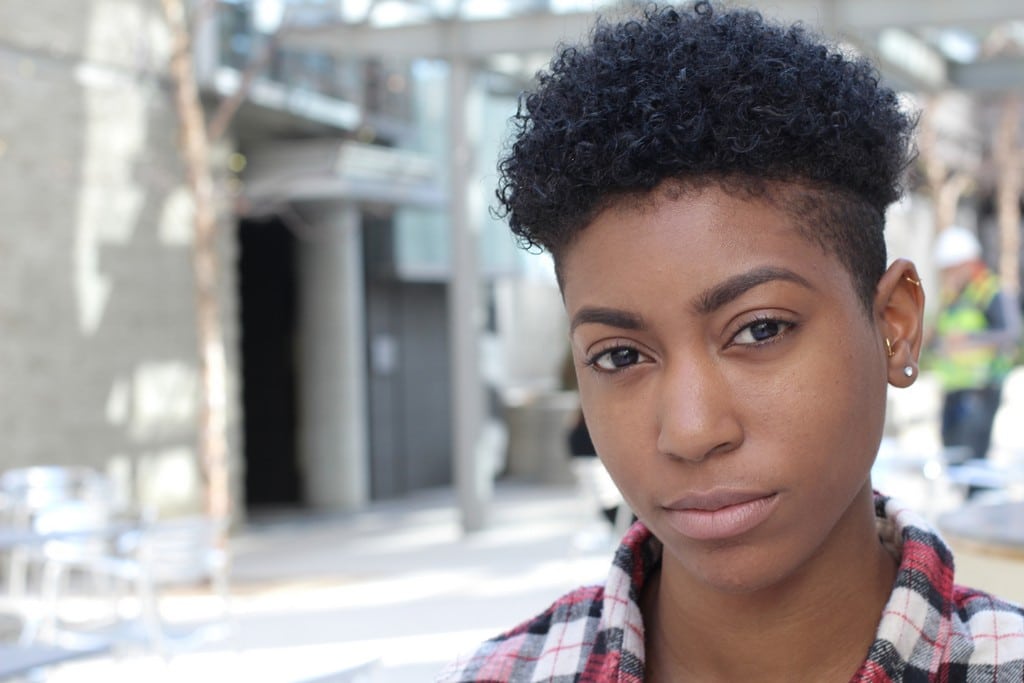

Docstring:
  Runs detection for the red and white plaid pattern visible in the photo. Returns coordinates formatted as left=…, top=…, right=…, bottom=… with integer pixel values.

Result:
left=437, top=494, right=1024, bottom=682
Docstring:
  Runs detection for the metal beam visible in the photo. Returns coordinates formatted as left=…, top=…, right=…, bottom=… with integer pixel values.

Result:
left=280, top=1, right=1024, bottom=60
left=278, top=2, right=1024, bottom=92
left=754, top=0, right=1023, bottom=32
left=949, top=57, right=1024, bottom=91
left=279, top=10, right=598, bottom=60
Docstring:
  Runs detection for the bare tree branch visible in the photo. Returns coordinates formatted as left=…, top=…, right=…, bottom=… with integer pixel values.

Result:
left=206, top=4, right=305, bottom=142
left=207, top=30, right=280, bottom=142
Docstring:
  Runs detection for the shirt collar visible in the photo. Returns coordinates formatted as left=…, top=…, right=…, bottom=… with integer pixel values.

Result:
left=600, top=492, right=959, bottom=679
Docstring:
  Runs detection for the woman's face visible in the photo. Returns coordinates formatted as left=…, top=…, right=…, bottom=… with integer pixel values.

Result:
left=562, top=183, right=891, bottom=594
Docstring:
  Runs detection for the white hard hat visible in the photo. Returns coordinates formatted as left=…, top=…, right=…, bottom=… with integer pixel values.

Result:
left=934, top=225, right=981, bottom=269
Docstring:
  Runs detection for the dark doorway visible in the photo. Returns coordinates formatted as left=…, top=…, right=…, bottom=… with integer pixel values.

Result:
left=238, top=216, right=301, bottom=507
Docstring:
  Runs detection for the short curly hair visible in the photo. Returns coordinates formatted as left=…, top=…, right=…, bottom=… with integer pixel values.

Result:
left=495, top=1, right=916, bottom=311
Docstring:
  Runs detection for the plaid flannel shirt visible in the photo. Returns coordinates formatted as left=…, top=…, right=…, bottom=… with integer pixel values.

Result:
left=437, top=494, right=1024, bottom=682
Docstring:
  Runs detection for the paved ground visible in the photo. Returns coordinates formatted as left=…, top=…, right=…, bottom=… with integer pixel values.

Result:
left=44, top=481, right=617, bottom=682
left=31, top=451, right=1024, bottom=682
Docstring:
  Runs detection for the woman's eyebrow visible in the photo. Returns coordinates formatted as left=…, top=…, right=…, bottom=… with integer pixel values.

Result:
left=694, top=266, right=815, bottom=315
left=569, top=267, right=813, bottom=332
left=570, top=307, right=645, bottom=334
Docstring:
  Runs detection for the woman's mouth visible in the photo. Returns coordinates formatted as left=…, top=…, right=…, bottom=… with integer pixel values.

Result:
left=663, top=490, right=779, bottom=541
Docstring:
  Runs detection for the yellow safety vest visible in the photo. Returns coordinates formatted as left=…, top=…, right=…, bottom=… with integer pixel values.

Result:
left=932, top=272, right=1013, bottom=391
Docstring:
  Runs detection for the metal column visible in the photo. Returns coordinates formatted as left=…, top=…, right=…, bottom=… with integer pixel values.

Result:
left=448, top=56, right=491, bottom=532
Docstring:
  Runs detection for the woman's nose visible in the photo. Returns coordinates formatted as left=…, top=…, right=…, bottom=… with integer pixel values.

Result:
left=655, top=355, right=744, bottom=463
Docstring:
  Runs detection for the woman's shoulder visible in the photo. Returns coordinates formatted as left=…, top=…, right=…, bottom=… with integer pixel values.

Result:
left=952, top=584, right=1024, bottom=627
left=949, top=585, right=1024, bottom=671
left=435, top=583, right=606, bottom=683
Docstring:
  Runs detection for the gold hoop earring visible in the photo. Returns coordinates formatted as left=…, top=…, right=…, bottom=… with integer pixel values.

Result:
left=884, top=338, right=895, bottom=358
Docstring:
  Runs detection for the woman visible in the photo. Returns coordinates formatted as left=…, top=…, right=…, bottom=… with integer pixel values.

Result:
left=439, top=3, right=1024, bottom=681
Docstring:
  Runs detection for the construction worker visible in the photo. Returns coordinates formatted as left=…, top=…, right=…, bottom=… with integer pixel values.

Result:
left=928, top=225, right=1021, bottom=480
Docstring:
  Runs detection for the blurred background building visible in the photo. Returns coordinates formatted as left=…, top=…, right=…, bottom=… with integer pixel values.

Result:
left=1, top=0, right=1022, bottom=528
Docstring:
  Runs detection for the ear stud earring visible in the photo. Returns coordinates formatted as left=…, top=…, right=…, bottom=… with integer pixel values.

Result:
left=903, top=365, right=915, bottom=378
left=904, top=275, right=921, bottom=287
left=884, top=338, right=895, bottom=358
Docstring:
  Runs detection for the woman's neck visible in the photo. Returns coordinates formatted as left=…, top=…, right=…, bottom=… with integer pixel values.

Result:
left=643, top=493, right=898, bottom=682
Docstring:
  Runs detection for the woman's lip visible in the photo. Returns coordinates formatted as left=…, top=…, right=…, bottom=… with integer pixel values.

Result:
left=663, top=491, right=779, bottom=541
left=666, top=489, right=776, bottom=512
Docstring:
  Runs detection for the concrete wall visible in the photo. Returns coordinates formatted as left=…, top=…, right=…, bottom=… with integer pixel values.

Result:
left=0, top=0, right=242, bottom=517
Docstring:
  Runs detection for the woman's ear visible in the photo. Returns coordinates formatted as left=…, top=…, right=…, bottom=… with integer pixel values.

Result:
left=875, top=258, right=926, bottom=387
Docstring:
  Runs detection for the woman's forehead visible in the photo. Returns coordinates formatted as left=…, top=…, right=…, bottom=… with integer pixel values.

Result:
left=559, top=183, right=854, bottom=308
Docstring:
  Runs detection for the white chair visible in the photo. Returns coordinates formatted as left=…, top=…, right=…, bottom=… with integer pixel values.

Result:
left=0, top=466, right=115, bottom=598
left=0, top=466, right=123, bottom=652
left=36, top=515, right=234, bottom=660
left=117, top=515, right=233, bottom=658
left=21, top=498, right=121, bottom=647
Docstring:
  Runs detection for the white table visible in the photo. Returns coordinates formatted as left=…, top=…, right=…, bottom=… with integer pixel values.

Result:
left=0, top=642, right=108, bottom=680
left=937, top=500, right=1024, bottom=558
left=0, top=519, right=139, bottom=549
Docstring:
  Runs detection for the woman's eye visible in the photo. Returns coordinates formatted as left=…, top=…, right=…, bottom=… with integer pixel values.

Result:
left=732, top=319, right=792, bottom=346
left=590, top=347, right=646, bottom=371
